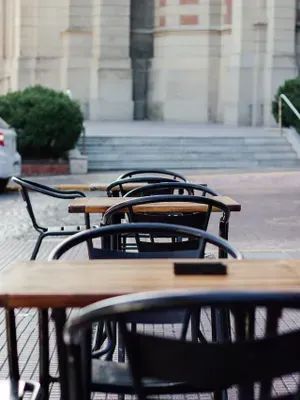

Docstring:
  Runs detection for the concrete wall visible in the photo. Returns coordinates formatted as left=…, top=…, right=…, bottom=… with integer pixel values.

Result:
left=0, top=0, right=299, bottom=126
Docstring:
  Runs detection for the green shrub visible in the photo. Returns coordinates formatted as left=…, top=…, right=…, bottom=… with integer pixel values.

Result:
left=272, top=76, right=300, bottom=133
left=0, top=85, right=84, bottom=159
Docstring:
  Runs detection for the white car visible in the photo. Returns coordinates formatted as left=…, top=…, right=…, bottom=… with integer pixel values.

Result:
left=0, top=117, right=21, bottom=193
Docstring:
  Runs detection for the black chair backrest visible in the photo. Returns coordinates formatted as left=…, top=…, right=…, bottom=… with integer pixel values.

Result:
left=106, top=177, right=180, bottom=197
left=103, top=194, right=230, bottom=232
left=12, top=176, right=86, bottom=233
left=117, top=169, right=188, bottom=182
left=64, top=291, right=300, bottom=400
left=124, top=182, right=218, bottom=198
left=49, top=222, right=242, bottom=260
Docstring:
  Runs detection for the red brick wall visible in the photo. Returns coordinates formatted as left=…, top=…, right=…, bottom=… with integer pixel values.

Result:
left=159, top=15, right=166, bottom=27
left=180, top=15, right=199, bottom=25
left=22, top=163, right=69, bottom=176
left=180, top=0, right=199, bottom=4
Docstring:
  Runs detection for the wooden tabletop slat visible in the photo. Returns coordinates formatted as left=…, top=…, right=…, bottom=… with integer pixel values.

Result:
left=0, top=259, right=299, bottom=308
left=68, top=196, right=241, bottom=214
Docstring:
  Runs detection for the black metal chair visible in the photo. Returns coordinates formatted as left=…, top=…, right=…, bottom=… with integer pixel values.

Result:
left=2, top=310, right=42, bottom=400
left=120, top=183, right=217, bottom=252
left=12, top=176, right=96, bottom=260
left=50, top=223, right=241, bottom=365
left=102, top=195, right=230, bottom=258
left=124, top=182, right=218, bottom=197
left=117, top=168, right=188, bottom=182
left=106, top=176, right=180, bottom=197
left=64, top=291, right=300, bottom=400
left=49, top=222, right=241, bottom=261
left=11, top=176, right=97, bottom=400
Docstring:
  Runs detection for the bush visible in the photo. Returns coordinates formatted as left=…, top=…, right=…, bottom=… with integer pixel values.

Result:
left=272, top=76, right=300, bottom=133
left=0, top=85, right=84, bottom=159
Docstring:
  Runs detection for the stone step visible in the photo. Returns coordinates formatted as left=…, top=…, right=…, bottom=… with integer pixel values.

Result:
left=82, top=145, right=294, bottom=154
left=78, top=134, right=300, bottom=171
left=87, top=152, right=298, bottom=161
left=88, top=159, right=300, bottom=171
left=79, top=136, right=288, bottom=145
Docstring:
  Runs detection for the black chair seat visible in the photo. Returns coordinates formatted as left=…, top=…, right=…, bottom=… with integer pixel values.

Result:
left=91, top=359, right=192, bottom=395
left=0, top=380, right=41, bottom=400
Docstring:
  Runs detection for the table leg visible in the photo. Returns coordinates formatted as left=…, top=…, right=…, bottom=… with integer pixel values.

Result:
left=5, top=309, right=20, bottom=380
left=112, top=214, right=122, bottom=250
left=39, top=309, right=50, bottom=400
left=219, top=220, right=229, bottom=258
left=84, top=213, right=91, bottom=229
left=51, top=309, right=69, bottom=400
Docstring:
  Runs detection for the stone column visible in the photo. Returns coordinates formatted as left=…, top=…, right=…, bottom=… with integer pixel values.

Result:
left=9, top=0, right=39, bottom=91
left=89, top=0, right=133, bottom=121
left=0, top=0, right=17, bottom=94
left=263, top=0, right=297, bottom=127
left=223, top=0, right=256, bottom=125
left=31, top=0, right=68, bottom=90
left=60, top=0, right=92, bottom=116
left=148, top=0, right=222, bottom=123
left=0, top=0, right=5, bottom=92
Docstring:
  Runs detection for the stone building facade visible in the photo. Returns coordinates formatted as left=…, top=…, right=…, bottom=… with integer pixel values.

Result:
left=0, top=0, right=298, bottom=125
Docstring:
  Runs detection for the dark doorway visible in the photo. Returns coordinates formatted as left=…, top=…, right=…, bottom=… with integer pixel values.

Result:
left=130, top=0, right=154, bottom=120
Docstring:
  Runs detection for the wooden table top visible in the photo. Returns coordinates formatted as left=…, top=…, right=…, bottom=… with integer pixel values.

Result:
left=68, top=196, right=241, bottom=213
left=6, top=183, right=144, bottom=192
left=0, top=259, right=299, bottom=308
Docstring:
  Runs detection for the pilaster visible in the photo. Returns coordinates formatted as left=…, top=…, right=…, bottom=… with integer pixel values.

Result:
left=223, top=0, right=256, bottom=125
left=9, top=0, right=38, bottom=91
left=149, top=0, right=222, bottom=123
left=263, top=0, right=297, bottom=127
left=32, top=0, right=67, bottom=90
left=60, top=0, right=92, bottom=115
left=89, top=0, right=133, bottom=121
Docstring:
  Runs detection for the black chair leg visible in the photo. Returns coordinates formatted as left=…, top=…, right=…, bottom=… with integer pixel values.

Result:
left=118, top=324, right=126, bottom=400
left=92, top=321, right=105, bottom=352
left=31, top=233, right=46, bottom=260
left=180, top=313, right=190, bottom=340
left=105, top=322, right=117, bottom=361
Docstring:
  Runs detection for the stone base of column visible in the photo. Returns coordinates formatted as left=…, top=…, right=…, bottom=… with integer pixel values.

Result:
left=10, top=57, right=36, bottom=90
left=35, top=57, right=61, bottom=90
left=89, top=99, right=133, bottom=121
left=263, top=63, right=297, bottom=127
left=222, top=66, right=255, bottom=126
left=148, top=100, right=209, bottom=123
left=148, top=67, right=209, bottom=123
left=89, top=63, right=133, bottom=121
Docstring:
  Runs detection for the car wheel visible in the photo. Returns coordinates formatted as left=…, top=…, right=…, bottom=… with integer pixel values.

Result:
left=0, top=178, right=9, bottom=194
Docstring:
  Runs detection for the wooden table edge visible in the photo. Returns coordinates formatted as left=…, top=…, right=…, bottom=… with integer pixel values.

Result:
left=68, top=201, right=242, bottom=214
left=4, top=288, right=300, bottom=309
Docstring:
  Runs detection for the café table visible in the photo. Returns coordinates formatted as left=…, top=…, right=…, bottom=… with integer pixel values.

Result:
left=68, top=195, right=241, bottom=257
left=0, top=258, right=299, bottom=399
left=68, top=195, right=241, bottom=214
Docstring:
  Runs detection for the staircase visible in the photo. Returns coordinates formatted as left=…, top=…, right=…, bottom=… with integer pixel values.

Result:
left=78, top=134, right=300, bottom=171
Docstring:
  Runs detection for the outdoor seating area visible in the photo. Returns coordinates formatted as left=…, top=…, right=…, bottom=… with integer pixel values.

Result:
left=1, top=168, right=300, bottom=400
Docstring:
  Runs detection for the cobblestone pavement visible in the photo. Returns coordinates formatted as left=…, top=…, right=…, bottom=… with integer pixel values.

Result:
left=1, top=170, right=300, bottom=399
